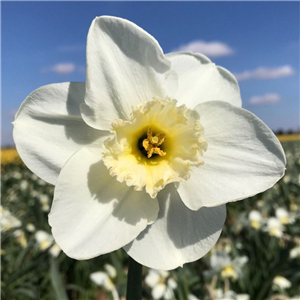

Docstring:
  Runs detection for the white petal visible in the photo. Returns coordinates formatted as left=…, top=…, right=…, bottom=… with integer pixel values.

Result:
left=167, top=52, right=242, bottom=108
left=49, top=244, right=61, bottom=257
left=90, top=271, right=109, bottom=286
left=163, top=287, right=174, bottom=300
left=145, top=270, right=161, bottom=288
left=104, top=264, right=117, bottom=279
left=152, top=283, right=166, bottom=300
left=81, top=16, right=175, bottom=130
left=167, top=278, right=177, bottom=290
left=124, top=184, right=226, bottom=270
left=177, top=101, right=286, bottom=210
left=13, top=82, right=110, bottom=185
left=236, top=294, right=250, bottom=300
left=49, top=147, right=159, bottom=260
left=35, top=230, right=53, bottom=244
left=210, top=251, right=231, bottom=269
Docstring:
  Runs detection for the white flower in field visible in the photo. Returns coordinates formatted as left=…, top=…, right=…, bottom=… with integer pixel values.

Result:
left=39, top=194, right=50, bottom=212
left=188, top=294, right=200, bottom=300
left=215, top=290, right=250, bottom=300
left=26, top=223, right=36, bottom=232
left=35, top=230, right=61, bottom=257
left=13, top=16, right=286, bottom=270
left=0, top=206, right=21, bottom=232
left=290, top=245, right=300, bottom=259
left=248, top=210, right=263, bottom=230
left=38, top=179, right=46, bottom=186
left=273, top=275, right=291, bottom=290
left=266, top=217, right=284, bottom=238
left=207, top=251, right=248, bottom=281
left=236, top=294, right=250, bottom=300
left=12, top=171, right=22, bottom=179
left=13, top=229, right=27, bottom=248
left=49, top=243, right=62, bottom=257
left=283, top=174, right=290, bottom=183
left=90, top=264, right=119, bottom=300
left=145, top=269, right=177, bottom=300
left=104, top=263, right=117, bottom=279
left=31, top=174, right=38, bottom=181
left=20, top=180, right=28, bottom=191
left=275, top=207, right=294, bottom=225
left=213, top=289, right=224, bottom=299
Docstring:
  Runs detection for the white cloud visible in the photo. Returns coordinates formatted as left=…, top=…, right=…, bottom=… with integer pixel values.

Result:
left=249, top=93, right=281, bottom=105
left=234, top=65, right=295, bottom=81
left=174, top=40, right=234, bottom=57
left=52, top=63, right=76, bottom=74
left=42, top=63, right=76, bottom=74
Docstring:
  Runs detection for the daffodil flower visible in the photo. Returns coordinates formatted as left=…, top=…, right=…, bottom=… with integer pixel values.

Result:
left=248, top=210, right=263, bottom=230
left=265, top=217, right=284, bottom=238
left=275, top=207, right=295, bottom=225
left=35, top=230, right=61, bottom=257
left=272, top=275, right=292, bottom=290
left=1, top=206, right=21, bottom=232
left=145, top=269, right=177, bottom=300
left=290, top=245, right=300, bottom=259
left=13, top=16, right=285, bottom=270
left=90, top=264, right=119, bottom=300
left=205, top=251, right=248, bottom=281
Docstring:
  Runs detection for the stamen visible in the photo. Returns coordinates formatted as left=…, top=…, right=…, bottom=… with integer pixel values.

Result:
left=142, top=127, right=166, bottom=158
left=151, top=136, right=159, bottom=144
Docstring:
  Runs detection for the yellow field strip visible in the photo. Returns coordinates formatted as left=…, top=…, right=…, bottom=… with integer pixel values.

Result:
left=277, top=134, right=300, bottom=142
left=1, top=148, right=23, bottom=165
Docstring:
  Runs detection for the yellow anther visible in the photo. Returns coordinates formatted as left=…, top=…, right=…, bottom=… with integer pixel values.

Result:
left=151, top=136, right=159, bottom=144
left=142, top=127, right=166, bottom=158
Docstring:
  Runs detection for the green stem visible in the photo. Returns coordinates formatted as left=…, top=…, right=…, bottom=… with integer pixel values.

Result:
left=126, top=256, right=143, bottom=300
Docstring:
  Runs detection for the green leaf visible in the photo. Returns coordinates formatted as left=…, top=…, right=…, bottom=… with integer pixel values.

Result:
left=50, top=257, right=68, bottom=300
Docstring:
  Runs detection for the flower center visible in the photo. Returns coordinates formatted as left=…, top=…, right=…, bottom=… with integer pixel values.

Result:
left=142, top=128, right=166, bottom=158
left=102, top=97, right=207, bottom=198
left=221, top=266, right=237, bottom=280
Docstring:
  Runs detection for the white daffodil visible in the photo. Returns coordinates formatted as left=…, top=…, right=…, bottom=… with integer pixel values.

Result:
left=215, top=290, right=250, bottom=300
left=1, top=206, right=21, bottom=232
left=13, top=16, right=286, bottom=270
left=35, top=230, right=61, bottom=257
left=275, top=207, right=294, bottom=225
left=265, top=217, right=284, bottom=238
left=248, top=210, right=263, bottom=230
left=13, top=229, right=27, bottom=248
left=26, top=223, right=36, bottom=232
left=90, top=264, right=119, bottom=300
left=290, top=245, right=300, bottom=259
left=39, top=194, right=50, bottom=212
left=20, top=180, right=29, bottom=191
left=236, top=294, right=250, bottom=300
left=207, top=251, right=248, bottom=281
left=272, top=275, right=291, bottom=290
left=145, top=269, right=177, bottom=300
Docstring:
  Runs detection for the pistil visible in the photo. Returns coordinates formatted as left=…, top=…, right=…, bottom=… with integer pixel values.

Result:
left=142, top=128, right=166, bottom=158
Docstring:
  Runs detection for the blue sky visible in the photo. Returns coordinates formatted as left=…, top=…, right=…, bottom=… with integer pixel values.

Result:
left=2, top=1, right=299, bottom=146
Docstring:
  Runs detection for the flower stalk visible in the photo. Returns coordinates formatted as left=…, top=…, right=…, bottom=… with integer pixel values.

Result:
left=126, top=256, right=143, bottom=300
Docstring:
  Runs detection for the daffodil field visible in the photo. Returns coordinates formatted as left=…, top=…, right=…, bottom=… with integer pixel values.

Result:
left=1, top=139, right=300, bottom=300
